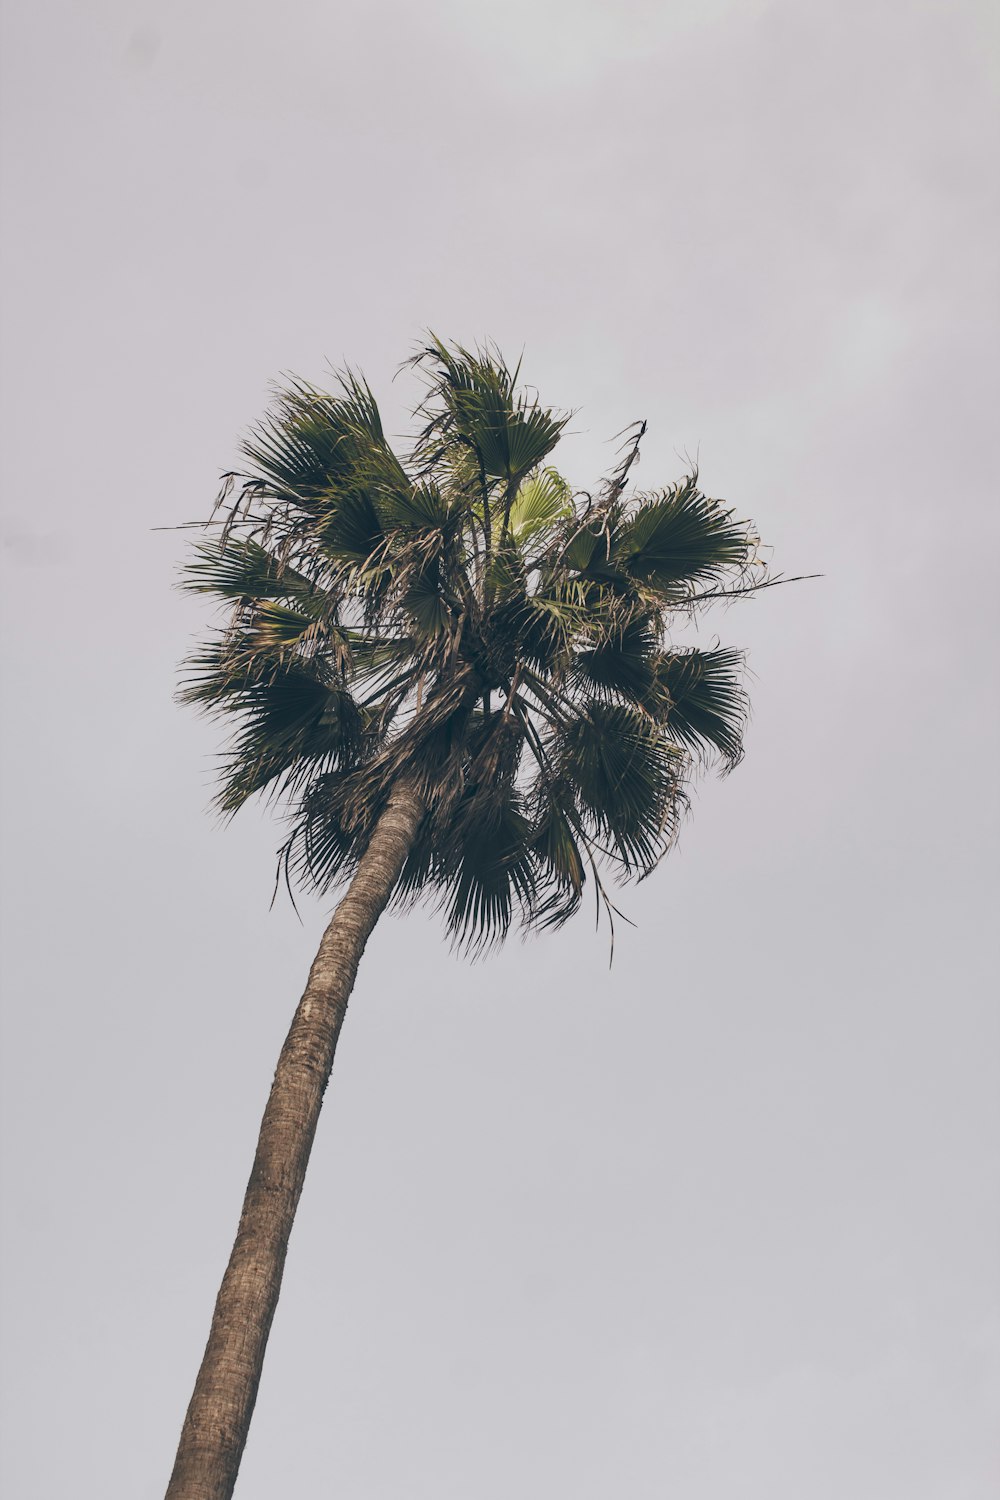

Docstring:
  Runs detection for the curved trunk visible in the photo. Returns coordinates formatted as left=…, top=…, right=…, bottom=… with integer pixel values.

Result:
left=165, top=781, right=425, bottom=1500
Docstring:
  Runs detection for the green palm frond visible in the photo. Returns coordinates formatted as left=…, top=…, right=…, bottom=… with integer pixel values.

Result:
left=401, top=565, right=451, bottom=639
left=316, top=489, right=385, bottom=567
left=508, top=467, right=573, bottom=545
left=655, top=647, right=747, bottom=766
left=244, top=602, right=322, bottom=650
left=412, top=338, right=568, bottom=488
left=549, top=702, right=683, bottom=873
left=611, top=476, right=755, bottom=593
left=182, top=649, right=368, bottom=813
left=505, top=577, right=590, bottom=674
left=441, top=796, right=537, bottom=952
left=379, top=480, right=454, bottom=534
left=527, top=795, right=586, bottom=930
left=239, top=374, right=404, bottom=509
left=573, top=616, right=658, bottom=702
left=289, top=770, right=374, bottom=893
left=183, top=539, right=320, bottom=601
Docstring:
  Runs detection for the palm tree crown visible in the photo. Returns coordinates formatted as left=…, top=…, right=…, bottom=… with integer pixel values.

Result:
left=183, top=338, right=763, bottom=950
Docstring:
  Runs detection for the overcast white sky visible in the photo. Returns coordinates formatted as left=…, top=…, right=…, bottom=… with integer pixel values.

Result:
left=1, top=1, right=998, bottom=1496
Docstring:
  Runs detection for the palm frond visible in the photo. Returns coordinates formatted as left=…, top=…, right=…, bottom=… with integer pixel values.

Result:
left=655, top=647, right=747, bottom=766
left=412, top=337, right=568, bottom=487
left=549, top=701, right=684, bottom=873
left=441, top=796, right=537, bottom=953
left=527, top=795, right=586, bottom=930
left=182, top=539, right=320, bottom=601
left=572, top=616, right=658, bottom=703
left=611, top=475, right=755, bottom=593
left=239, top=374, right=404, bottom=510
left=182, top=647, right=368, bottom=813
left=507, top=467, right=573, bottom=545
left=316, top=488, right=386, bottom=566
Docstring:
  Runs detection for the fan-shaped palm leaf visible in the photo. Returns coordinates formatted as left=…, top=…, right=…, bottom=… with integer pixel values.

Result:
left=654, top=647, right=747, bottom=766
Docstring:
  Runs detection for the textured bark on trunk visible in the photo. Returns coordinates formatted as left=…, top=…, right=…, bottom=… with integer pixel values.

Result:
left=165, top=781, right=424, bottom=1500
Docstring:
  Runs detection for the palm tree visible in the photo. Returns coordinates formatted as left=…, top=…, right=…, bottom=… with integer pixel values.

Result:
left=165, top=339, right=767, bottom=1499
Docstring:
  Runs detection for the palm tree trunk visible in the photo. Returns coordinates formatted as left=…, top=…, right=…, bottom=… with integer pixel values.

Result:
left=165, top=780, right=425, bottom=1500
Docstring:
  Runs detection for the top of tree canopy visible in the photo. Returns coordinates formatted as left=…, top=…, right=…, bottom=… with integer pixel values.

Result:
left=181, top=337, right=772, bottom=952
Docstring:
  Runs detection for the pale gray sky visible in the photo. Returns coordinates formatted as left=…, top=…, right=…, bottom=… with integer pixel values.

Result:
left=1, top=1, right=998, bottom=1496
